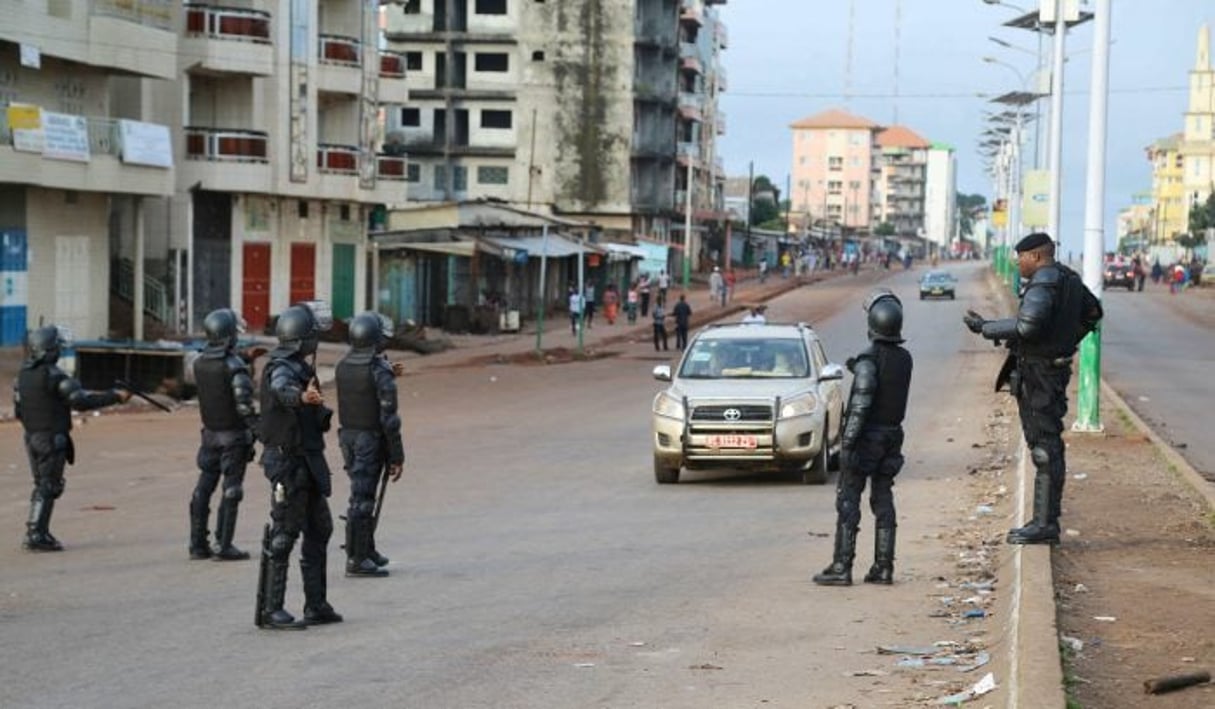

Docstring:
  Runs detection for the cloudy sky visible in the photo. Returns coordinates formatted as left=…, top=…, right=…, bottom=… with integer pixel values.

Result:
left=715, top=0, right=1211, bottom=256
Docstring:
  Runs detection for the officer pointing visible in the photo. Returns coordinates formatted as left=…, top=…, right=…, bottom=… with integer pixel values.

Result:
left=964, top=233, right=1102, bottom=545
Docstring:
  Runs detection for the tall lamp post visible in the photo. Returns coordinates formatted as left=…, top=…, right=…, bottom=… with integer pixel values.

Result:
left=1074, top=0, right=1111, bottom=432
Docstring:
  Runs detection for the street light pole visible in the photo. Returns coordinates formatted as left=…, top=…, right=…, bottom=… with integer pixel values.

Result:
left=1074, top=0, right=1111, bottom=433
left=683, top=159, right=693, bottom=289
left=1046, top=4, right=1067, bottom=244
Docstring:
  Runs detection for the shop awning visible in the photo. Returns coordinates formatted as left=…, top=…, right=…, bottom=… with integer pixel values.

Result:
left=604, top=243, right=648, bottom=260
left=378, top=240, right=477, bottom=257
left=480, top=234, right=603, bottom=259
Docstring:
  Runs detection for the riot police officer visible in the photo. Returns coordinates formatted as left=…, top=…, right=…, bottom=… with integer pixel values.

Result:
left=964, top=233, right=1102, bottom=545
left=189, top=309, right=258, bottom=561
left=12, top=326, right=131, bottom=551
left=256, top=302, right=342, bottom=629
left=335, top=312, right=405, bottom=578
left=814, top=289, right=912, bottom=586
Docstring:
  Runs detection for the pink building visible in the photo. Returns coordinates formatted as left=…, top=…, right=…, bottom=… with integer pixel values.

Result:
left=789, top=108, right=881, bottom=231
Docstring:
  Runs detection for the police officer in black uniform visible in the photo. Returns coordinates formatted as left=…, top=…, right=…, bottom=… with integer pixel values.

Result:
left=256, top=302, right=342, bottom=629
left=814, top=289, right=912, bottom=586
left=13, top=326, right=131, bottom=551
left=189, top=308, right=259, bottom=561
left=964, top=233, right=1102, bottom=545
left=335, top=312, right=405, bottom=578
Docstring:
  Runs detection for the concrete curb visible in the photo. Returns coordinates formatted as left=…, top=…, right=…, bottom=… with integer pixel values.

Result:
left=1099, top=379, right=1215, bottom=513
left=985, top=269, right=1067, bottom=708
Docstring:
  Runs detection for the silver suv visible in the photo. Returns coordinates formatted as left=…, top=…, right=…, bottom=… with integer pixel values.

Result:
left=651, top=322, right=846, bottom=485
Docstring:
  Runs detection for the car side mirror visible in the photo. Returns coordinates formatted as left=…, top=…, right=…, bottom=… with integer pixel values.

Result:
left=819, top=363, right=845, bottom=381
left=652, top=364, right=672, bottom=382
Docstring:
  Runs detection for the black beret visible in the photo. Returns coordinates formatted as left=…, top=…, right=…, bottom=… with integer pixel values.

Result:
left=1014, top=232, right=1053, bottom=253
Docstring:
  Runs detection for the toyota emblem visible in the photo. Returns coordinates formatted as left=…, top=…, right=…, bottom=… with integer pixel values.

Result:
left=722, top=408, right=742, bottom=422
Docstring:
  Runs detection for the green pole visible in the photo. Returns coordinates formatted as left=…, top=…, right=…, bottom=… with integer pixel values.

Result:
left=535, top=224, right=549, bottom=353
left=1073, top=324, right=1103, bottom=432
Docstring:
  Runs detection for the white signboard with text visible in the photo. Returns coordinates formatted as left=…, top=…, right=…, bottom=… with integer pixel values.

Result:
left=119, top=119, right=173, bottom=168
left=41, top=111, right=90, bottom=162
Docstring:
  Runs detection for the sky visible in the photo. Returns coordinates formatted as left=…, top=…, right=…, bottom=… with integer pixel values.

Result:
left=715, top=0, right=1212, bottom=257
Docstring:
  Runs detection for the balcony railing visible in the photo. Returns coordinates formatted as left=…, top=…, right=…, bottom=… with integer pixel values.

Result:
left=716, top=66, right=727, bottom=91
left=376, top=155, right=407, bottom=180
left=380, top=51, right=407, bottom=78
left=87, top=117, right=121, bottom=156
left=317, top=143, right=359, bottom=174
left=715, top=24, right=728, bottom=49
left=319, top=34, right=361, bottom=66
left=677, top=141, right=700, bottom=162
left=185, top=127, right=269, bottom=162
left=95, top=0, right=175, bottom=31
left=715, top=110, right=726, bottom=135
left=680, top=2, right=703, bottom=26
left=185, top=4, right=271, bottom=43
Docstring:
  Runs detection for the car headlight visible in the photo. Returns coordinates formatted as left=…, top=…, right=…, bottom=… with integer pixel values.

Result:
left=780, top=392, right=818, bottom=419
left=653, top=391, right=685, bottom=420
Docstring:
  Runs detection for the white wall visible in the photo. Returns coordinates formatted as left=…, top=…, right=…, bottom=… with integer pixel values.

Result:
left=25, top=188, right=110, bottom=339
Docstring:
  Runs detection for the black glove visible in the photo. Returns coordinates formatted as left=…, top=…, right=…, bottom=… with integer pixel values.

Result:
left=963, top=310, right=986, bottom=334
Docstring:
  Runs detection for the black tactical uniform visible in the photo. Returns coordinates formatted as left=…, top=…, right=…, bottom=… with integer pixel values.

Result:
left=13, top=326, right=127, bottom=551
left=815, top=290, right=913, bottom=586
left=190, top=309, right=258, bottom=561
left=256, top=303, right=342, bottom=629
left=965, top=233, right=1102, bottom=544
left=336, top=312, right=405, bottom=577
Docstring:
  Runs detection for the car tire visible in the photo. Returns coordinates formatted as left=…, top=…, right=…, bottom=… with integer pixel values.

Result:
left=919, top=293, right=925, bottom=300
left=801, top=420, right=831, bottom=485
left=654, top=457, right=680, bottom=484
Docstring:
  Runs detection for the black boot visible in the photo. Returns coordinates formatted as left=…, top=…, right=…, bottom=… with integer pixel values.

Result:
left=260, top=558, right=306, bottom=630
left=863, top=527, right=896, bottom=584
left=212, top=498, right=250, bottom=561
left=188, top=500, right=212, bottom=560
left=24, top=495, right=63, bottom=552
left=346, top=517, right=388, bottom=578
left=302, top=556, right=343, bottom=624
left=813, top=523, right=857, bottom=586
left=367, top=529, right=390, bottom=568
left=1007, top=472, right=1060, bottom=545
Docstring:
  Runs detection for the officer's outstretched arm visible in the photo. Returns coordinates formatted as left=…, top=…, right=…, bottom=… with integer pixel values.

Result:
left=840, top=357, right=878, bottom=450
left=980, top=317, right=1018, bottom=342
left=373, top=361, right=405, bottom=466
left=1014, top=283, right=1054, bottom=342
left=58, top=375, right=123, bottom=410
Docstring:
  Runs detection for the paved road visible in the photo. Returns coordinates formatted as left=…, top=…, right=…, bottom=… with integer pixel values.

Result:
left=1099, top=284, right=1215, bottom=481
left=0, top=263, right=1038, bottom=708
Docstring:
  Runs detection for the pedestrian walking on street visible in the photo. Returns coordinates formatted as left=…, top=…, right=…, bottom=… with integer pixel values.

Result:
left=1151, top=259, right=1163, bottom=284
left=639, top=274, right=652, bottom=318
left=672, top=293, right=692, bottom=350
left=725, top=269, right=736, bottom=305
left=603, top=284, right=620, bottom=325
left=13, top=326, right=131, bottom=552
left=568, top=287, right=584, bottom=335
left=583, top=282, right=596, bottom=328
left=814, top=290, right=912, bottom=587
left=759, top=257, right=768, bottom=284
left=963, top=233, right=1102, bottom=545
left=657, top=270, right=671, bottom=307
left=709, top=267, right=724, bottom=307
left=652, top=302, right=669, bottom=352
left=256, top=302, right=343, bottom=629
left=189, top=308, right=259, bottom=561
left=626, top=283, right=639, bottom=324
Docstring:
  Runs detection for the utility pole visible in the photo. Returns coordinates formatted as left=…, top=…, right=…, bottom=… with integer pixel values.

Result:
left=535, top=223, right=549, bottom=353
left=1046, top=0, right=1068, bottom=244
left=1074, top=0, right=1111, bottom=432
left=683, top=159, right=693, bottom=289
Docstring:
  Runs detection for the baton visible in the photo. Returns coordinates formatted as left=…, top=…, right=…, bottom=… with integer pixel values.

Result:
left=114, top=379, right=173, bottom=413
left=371, top=461, right=390, bottom=533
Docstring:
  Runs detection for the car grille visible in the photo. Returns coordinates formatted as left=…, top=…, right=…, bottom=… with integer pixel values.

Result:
left=691, top=404, right=773, bottom=423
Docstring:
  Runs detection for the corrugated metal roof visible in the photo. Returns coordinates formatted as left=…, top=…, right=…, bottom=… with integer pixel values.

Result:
left=480, top=234, right=604, bottom=259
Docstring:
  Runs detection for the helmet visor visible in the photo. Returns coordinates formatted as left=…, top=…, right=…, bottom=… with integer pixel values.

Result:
left=376, top=314, right=394, bottom=340
left=862, top=288, right=900, bottom=313
left=232, top=310, right=248, bottom=335
left=54, top=325, right=75, bottom=349
left=299, top=300, right=333, bottom=332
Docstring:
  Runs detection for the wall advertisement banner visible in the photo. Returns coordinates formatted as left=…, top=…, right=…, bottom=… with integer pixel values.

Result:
left=1022, top=170, right=1050, bottom=229
left=41, top=111, right=90, bottom=162
left=7, top=105, right=44, bottom=153
left=119, top=119, right=173, bottom=168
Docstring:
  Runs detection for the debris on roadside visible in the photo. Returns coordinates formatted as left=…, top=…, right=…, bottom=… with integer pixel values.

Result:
left=1143, top=670, right=1211, bottom=695
left=934, top=671, right=997, bottom=705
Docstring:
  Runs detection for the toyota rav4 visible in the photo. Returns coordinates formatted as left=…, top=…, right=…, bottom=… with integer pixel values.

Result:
left=651, top=322, right=846, bottom=485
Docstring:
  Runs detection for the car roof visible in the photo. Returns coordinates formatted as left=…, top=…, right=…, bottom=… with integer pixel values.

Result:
left=923, top=271, right=951, bottom=278
left=695, top=323, right=817, bottom=342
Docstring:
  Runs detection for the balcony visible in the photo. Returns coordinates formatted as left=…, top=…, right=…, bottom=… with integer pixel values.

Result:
left=678, top=93, right=703, bottom=122
left=182, top=3, right=274, bottom=76
left=715, top=24, right=728, bottom=49
left=680, top=1, right=704, bottom=26
left=0, top=111, right=173, bottom=196
left=376, top=155, right=408, bottom=181
left=679, top=44, right=703, bottom=74
left=320, top=34, right=361, bottom=66
left=380, top=51, right=407, bottom=78
left=318, top=144, right=359, bottom=175
left=677, top=142, right=700, bottom=165
left=716, top=66, right=728, bottom=92
left=317, top=35, right=362, bottom=94
left=716, top=110, right=726, bottom=135
left=635, top=82, right=678, bottom=105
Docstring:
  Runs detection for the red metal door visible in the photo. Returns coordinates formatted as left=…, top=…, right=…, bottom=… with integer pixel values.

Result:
left=242, top=242, right=271, bottom=331
left=289, top=242, right=316, bottom=305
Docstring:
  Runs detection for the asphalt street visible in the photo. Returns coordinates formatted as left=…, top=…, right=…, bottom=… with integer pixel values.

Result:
left=0, top=263, right=1034, bottom=708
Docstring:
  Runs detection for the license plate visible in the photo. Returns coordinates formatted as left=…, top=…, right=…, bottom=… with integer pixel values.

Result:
left=706, top=434, right=758, bottom=449
left=931, top=288, right=943, bottom=294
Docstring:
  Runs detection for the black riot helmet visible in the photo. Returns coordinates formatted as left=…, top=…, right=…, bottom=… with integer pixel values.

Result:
left=203, top=308, right=246, bottom=349
left=865, top=290, right=904, bottom=344
left=27, top=325, right=72, bottom=364
left=275, top=301, right=333, bottom=355
left=348, top=311, right=393, bottom=352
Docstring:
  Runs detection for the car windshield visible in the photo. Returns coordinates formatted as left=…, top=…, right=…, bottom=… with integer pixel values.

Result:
left=923, top=273, right=951, bottom=283
left=679, top=338, right=811, bottom=379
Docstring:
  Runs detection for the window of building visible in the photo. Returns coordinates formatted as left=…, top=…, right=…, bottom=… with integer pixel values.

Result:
left=475, top=0, right=507, bottom=16
left=400, top=107, right=421, bottom=127
left=827, top=204, right=842, bottom=216
left=532, top=50, right=546, bottom=61
left=339, top=204, right=351, bottom=221
left=298, top=201, right=309, bottom=219
left=850, top=156, right=860, bottom=167
left=478, top=166, right=509, bottom=185
left=798, top=156, right=805, bottom=165
left=434, top=165, right=447, bottom=190
left=828, top=156, right=843, bottom=171
left=405, top=52, right=423, bottom=71
left=474, top=53, right=510, bottom=72
left=406, top=163, right=421, bottom=183
left=827, top=181, right=842, bottom=195
left=453, top=165, right=468, bottom=191
left=402, top=0, right=421, bottom=14
left=480, top=110, right=512, bottom=129
left=848, top=180, right=861, bottom=190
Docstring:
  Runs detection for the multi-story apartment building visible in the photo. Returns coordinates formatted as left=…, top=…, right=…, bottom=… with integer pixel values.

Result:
left=1, top=0, right=179, bottom=344
left=1180, top=23, right=1215, bottom=220
left=924, top=143, right=957, bottom=251
left=875, top=125, right=929, bottom=239
left=158, top=0, right=411, bottom=332
left=789, top=108, right=880, bottom=231
left=1146, top=133, right=1186, bottom=243
left=383, top=0, right=727, bottom=268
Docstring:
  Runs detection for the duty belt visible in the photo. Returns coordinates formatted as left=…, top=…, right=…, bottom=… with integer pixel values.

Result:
left=1020, top=354, right=1073, bottom=368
